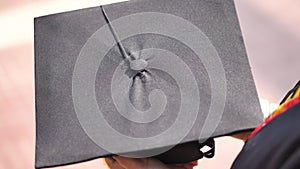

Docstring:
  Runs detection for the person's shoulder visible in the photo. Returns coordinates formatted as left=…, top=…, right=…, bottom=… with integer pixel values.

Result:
left=231, top=81, right=300, bottom=169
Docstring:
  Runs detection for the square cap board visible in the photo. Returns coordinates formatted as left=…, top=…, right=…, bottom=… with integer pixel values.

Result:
left=34, top=0, right=263, bottom=168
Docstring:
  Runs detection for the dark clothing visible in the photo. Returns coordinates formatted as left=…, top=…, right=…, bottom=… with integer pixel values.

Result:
left=231, top=102, right=300, bottom=169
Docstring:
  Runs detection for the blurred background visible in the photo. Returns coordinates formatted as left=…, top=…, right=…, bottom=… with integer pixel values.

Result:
left=0, top=0, right=299, bottom=168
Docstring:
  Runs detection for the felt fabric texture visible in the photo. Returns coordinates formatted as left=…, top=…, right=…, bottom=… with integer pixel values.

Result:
left=34, top=0, right=263, bottom=168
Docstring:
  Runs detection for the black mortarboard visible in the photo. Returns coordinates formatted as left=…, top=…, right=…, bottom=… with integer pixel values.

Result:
left=34, top=0, right=263, bottom=168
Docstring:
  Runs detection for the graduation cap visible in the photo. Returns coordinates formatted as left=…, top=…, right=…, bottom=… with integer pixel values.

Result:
left=34, top=0, right=263, bottom=168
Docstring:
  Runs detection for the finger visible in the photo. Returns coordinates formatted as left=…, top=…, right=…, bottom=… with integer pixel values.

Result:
left=183, top=161, right=198, bottom=169
left=230, top=131, right=251, bottom=142
left=166, top=164, right=187, bottom=169
left=182, top=164, right=196, bottom=169
left=113, top=156, right=145, bottom=169
left=105, top=157, right=125, bottom=169
left=114, top=156, right=174, bottom=169
left=167, top=164, right=195, bottom=169
left=167, top=161, right=198, bottom=169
